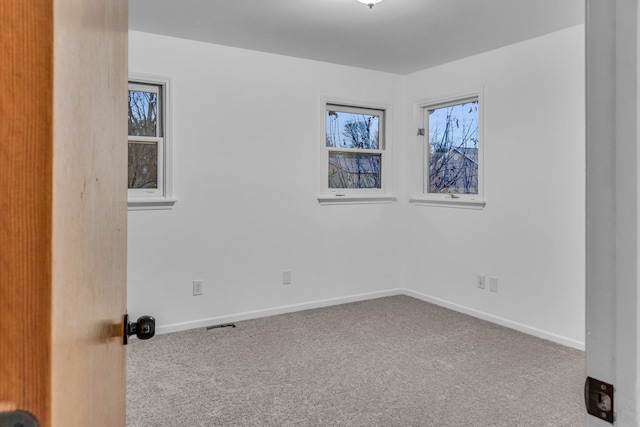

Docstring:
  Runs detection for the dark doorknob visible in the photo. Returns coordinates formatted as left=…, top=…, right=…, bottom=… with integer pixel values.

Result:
left=123, top=314, right=155, bottom=345
left=0, top=410, right=38, bottom=427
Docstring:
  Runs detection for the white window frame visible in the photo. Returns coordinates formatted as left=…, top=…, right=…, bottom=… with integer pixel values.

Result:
left=128, top=73, right=176, bottom=210
left=410, top=89, right=485, bottom=209
left=318, top=97, right=396, bottom=205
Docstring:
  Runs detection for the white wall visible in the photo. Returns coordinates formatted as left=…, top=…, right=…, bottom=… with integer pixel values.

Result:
left=128, top=26, right=585, bottom=347
left=401, top=25, right=585, bottom=347
left=127, top=31, right=405, bottom=331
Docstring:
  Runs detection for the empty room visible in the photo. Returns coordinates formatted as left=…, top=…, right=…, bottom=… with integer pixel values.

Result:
left=4, top=0, right=640, bottom=426
left=125, top=0, right=587, bottom=425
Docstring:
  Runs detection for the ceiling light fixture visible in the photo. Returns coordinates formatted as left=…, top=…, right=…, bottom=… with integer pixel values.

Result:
left=358, top=0, right=383, bottom=9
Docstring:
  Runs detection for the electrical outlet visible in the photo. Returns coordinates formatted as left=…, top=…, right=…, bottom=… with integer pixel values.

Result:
left=489, top=277, right=498, bottom=293
left=193, top=280, right=203, bottom=296
left=477, top=274, right=486, bottom=289
left=283, top=270, right=291, bottom=285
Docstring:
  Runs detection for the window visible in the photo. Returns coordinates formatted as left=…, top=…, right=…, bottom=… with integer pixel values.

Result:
left=127, top=74, right=175, bottom=210
left=319, top=101, right=395, bottom=204
left=411, top=91, right=485, bottom=209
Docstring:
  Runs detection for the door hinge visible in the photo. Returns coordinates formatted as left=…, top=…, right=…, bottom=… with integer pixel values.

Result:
left=585, top=376, right=614, bottom=423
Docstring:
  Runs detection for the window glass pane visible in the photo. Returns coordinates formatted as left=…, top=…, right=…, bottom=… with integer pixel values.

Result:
left=128, top=141, right=158, bottom=189
left=326, top=109, right=380, bottom=149
left=428, top=101, right=478, bottom=194
left=128, top=89, right=158, bottom=137
left=328, top=152, right=381, bottom=189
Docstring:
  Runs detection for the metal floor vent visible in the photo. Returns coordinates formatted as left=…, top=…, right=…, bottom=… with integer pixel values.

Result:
left=206, top=323, right=236, bottom=330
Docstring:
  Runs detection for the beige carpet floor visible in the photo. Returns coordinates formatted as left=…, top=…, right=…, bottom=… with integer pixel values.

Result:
left=127, top=295, right=585, bottom=426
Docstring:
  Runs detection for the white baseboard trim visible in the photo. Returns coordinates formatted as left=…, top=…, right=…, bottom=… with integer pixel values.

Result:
left=402, top=289, right=585, bottom=351
left=155, top=287, right=584, bottom=351
left=155, top=288, right=405, bottom=335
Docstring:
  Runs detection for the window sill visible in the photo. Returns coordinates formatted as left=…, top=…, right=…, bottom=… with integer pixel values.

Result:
left=318, top=194, right=397, bottom=205
left=409, top=196, right=485, bottom=210
left=128, top=198, right=177, bottom=211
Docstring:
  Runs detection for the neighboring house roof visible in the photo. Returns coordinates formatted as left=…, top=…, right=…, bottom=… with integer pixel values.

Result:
left=451, top=147, right=478, bottom=164
left=329, top=156, right=380, bottom=174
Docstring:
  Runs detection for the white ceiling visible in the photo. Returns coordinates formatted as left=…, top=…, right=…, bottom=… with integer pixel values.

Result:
left=129, top=0, right=584, bottom=75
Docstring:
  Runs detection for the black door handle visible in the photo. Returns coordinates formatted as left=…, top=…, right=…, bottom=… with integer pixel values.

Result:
left=0, top=410, right=38, bottom=427
left=124, top=314, right=155, bottom=345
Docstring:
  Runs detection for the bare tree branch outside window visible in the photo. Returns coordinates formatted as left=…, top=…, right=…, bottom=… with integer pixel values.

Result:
left=326, top=107, right=382, bottom=189
left=128, top=88, right=159, bottom=189
left=428, top=101, right=478, bottom=194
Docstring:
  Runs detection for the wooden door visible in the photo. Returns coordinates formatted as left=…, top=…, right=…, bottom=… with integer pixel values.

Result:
left=0, top=1, right=128, bottom=426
